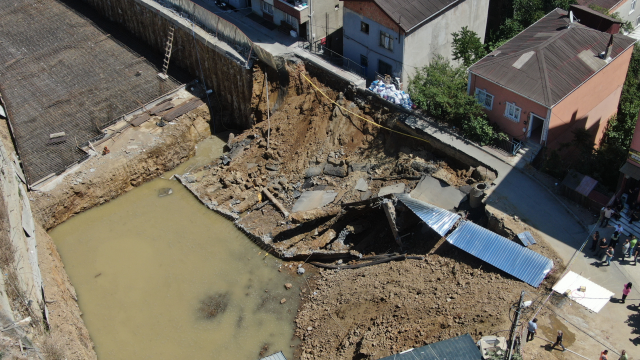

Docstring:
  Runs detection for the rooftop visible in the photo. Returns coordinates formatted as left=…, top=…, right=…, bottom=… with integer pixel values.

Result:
left=342, top=0, right=460, bottom=32
left=469, top=9, right=635, bottom=107
left=576, top=0, right=623, bottom=11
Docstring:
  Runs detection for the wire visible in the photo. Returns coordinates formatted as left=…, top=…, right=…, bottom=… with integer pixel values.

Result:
left=299, top=73, right=429, bottom=144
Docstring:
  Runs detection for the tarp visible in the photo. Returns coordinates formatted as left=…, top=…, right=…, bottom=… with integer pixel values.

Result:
left=446, top=221, right=553, bottom=287
left=396, top=194, right=460, bottom=236
left=552, top=271, right=614, bottom=313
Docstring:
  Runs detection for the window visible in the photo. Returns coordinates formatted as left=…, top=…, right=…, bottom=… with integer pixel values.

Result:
left=474, top=88, right=494, bottom=110
left=285, top=13, right=297, bottom=26
left=504, top=102, right=522, bottom=122
left=632, top=0, right=637, bottom=13
left=380, top=31, right=393, bottom=51
left=335, top=4, right=339, bottom=10
left=637, top=15, right=640, bottom=26
left=361, top=21, right=369, bottom=34
left=378, top=60, right=392, bottom=76
left=262, top=1, right=273, bottom=15
left=360, top=54, right=368, bottom=67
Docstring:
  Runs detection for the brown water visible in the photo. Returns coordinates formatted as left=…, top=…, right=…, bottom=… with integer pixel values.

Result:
left=49, top=136, right=301, bottom=359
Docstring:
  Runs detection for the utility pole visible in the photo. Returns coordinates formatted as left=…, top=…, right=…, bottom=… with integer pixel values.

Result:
left=507, top=291, right=525, bottom=360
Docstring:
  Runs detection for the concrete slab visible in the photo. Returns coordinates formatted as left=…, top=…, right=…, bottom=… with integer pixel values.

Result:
left=378, top=183, right=405, bottom=197
left=410, top=176, right=466, bottom=210
left=355, top=178, right=368, bottom=192
left=291, top=190, right=337, bottom=213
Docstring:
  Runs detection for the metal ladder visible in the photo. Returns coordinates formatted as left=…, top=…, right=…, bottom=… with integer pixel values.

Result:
left=158, top=25, right=175, bottom=80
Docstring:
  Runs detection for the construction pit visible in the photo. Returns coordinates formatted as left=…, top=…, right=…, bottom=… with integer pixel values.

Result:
left=0, top=0, right=574, bottom=359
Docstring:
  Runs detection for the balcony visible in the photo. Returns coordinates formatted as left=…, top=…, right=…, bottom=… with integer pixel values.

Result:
left=275, top=0, right=310, bottom=21
left=278, top=0, right=308, bottom=11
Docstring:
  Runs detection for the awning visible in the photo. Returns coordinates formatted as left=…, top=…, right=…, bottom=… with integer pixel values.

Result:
left=446, top=221, right=553, bottom=287
left=620, top=161, right=640, bottom=181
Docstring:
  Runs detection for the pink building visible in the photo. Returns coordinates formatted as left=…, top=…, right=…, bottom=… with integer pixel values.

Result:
left=468, top=9, right=635, bottom=150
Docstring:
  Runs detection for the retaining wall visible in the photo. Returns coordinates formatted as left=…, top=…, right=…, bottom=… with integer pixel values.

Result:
left=82, top=0, right=254, bottom=129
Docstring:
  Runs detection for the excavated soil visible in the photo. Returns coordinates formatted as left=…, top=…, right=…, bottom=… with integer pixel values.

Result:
left=176, top=61, right=567, bottom=360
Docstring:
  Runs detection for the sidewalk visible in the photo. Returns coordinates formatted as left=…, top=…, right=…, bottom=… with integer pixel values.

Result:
left=411, top=114, right=640, bottom=356
left=190, top=0, right=366, bottom=87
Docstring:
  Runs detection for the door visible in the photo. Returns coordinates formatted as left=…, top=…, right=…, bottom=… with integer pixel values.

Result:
left=528, top=113, right=545, bottom=143
left=299, top=21, right=308, bottom=41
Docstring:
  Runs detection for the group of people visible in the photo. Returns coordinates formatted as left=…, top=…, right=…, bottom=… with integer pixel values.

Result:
left=526, top=318, right=629, bottom=359
left=589, top=227, right=640, bottom=266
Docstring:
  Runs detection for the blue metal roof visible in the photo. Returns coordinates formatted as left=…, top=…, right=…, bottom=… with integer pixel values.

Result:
left=396, top=194, right=460, bottom=236
left=378, top=334, right=482, bottom=360
left=260, top=351, right=287, bottom=360
left=446, top=221, right=553, bottom=287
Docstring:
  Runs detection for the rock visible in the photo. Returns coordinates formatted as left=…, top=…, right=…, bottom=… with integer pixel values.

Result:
left=280, top=298, right=287, bottom=304
left=184, top=175, right=197, bottom=183
left=472, top=166, right=497, bottom=182
left=323, top=164, right=348, bottom=177
left=432, top=168, right=453, bottom=185
left=349, top=163, right=370, bottom=172
left=327, top=157, right=344, bottom=166
left=355, top=178, right=368, bottom=192
left=284, top=283, right=292, bottom=290
left=304, top=166, right=324, bottom=178
left=307, top=326, right=313, bottom=331
left=266, top=164, right=280, bottom=171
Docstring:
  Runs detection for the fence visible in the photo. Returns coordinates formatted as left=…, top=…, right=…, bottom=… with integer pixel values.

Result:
left=495, top=138, right=523, bottom=156
left=157, top=0, right=278, bottom=69
left=298, top=41, right=366, bottom=78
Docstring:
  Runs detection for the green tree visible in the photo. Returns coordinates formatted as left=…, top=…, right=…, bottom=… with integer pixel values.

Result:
left=513, top=0, right=545, bottom=27
left=408, top=55, right=509, bottom=145
left=452, top=26, right=487, bottom=67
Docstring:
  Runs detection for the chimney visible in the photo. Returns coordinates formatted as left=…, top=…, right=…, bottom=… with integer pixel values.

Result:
left=604, top=34, right=613, bottom=59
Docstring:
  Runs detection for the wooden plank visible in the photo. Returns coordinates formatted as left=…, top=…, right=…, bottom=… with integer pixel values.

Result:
left=129, top=113, right=150, bottom=127
left=161, top=98, right=205, bottom=122
left=148, top=101, right=175, bottom=115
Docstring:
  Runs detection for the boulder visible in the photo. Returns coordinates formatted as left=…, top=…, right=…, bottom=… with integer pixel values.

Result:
left=323, top=164, right=348, bottom=177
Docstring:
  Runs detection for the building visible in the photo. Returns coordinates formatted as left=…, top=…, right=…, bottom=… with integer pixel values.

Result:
left=468, top=9, right=635, bottom=149
left=576, top=0, right=639, bottom=28
left=340, top=0, right=490, bottom=83
left=617, top=112, right=640, bottom=202
left=251, top=0, right=343, bottom=52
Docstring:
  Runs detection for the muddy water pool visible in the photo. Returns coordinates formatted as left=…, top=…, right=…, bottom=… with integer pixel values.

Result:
left=49, top=137, right=301, bottom=359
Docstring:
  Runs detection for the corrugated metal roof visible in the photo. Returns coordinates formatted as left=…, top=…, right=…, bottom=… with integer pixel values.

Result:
left=344, top=0, right=459, bottom=32
left=576, top=0, right=621, bottom=12
left=470, top=9, right=635, bottom=107
left=379, top=334, right=483, bottom=360
left=260, top=351, right=287, bottom=360
left=396, top=194, right=460, bottom=236
left=446, top=221, right=553, bottom=287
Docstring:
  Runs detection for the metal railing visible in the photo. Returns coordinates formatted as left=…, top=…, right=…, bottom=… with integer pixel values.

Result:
left=495, top=138, right=523, bottom=156
left=298, top=41, right=366, bottom=78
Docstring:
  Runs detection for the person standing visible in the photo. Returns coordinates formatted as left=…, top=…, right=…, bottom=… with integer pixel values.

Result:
left=601, top=207, right=613, bottom=227
left=600, top=349, right=609, bottom=360
left=591, top=231, right=601, bottom=252
left=551, top=330, right=565, bottom=351
left=634, top=246, right=640, bottom=265
left=604, top=246, right=614, bottom=266
left=611, top=231, right=621, bottom=250
left=628, top=235, right=638, bottom=258
left=597, top=238, right=609, bottom=258
left=619, top=350, right=628, bottom=360
left=615, top=223, right=624, bottom=234
left=622, top=283, right=632, bottom=303
left=526, top=318, right=537, bottom=342
left=622, top=238, right=630, bottom=260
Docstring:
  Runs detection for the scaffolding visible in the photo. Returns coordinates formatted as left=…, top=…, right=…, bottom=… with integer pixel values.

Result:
left=0, top=0, right=182, bottom=185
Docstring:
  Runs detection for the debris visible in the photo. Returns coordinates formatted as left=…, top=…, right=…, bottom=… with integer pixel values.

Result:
left=102, top=146, right=110, bottom=155
left=323, top=163, right=348, bottom=177
left=262, top=188, right=290, bottom=218
left=354, top=178, right=368, bottom=192
left=291, top=191, right=337, bottom=213
left=310, top=254, right=424, bottom=269
left=382, top=199, right=401, bottom=245
left=378, top=183, right=405, bottom=197
left=297, top=267, right=306, bottom=275
left=280, top=298, right=287, bottom=304
left=290, top=207, right=341, bottom=223
left=304, top=166, right=324, bottom=178
left=158, top=188, right=173, bottom=197
left=472, top=166, right=497, bottom=182
left=284, top=283, right=292, bottom=290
